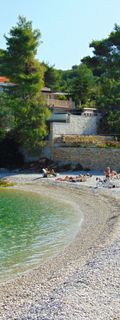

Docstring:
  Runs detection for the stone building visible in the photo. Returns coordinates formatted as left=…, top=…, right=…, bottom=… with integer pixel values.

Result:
left=48, top=106, right=101, bottom=141
left=42, top=87, right=101, bottom=140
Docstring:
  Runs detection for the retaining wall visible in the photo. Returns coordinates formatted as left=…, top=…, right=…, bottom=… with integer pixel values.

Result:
left=52, top=146, right=120, bottom=171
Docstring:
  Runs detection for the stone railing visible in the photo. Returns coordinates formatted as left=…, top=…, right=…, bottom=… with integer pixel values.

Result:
left=46, top=98, right=75, bottom=109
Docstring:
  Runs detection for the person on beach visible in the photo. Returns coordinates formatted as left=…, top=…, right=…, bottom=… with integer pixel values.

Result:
left=104, top=167, right=111, bottom=179
left=42, top=168, right=48, bottom=177
left=104, top=167, right=120, bottom=180
left=56, top=174, right=88, bottom=183
left=42, top=168, right=57, bottom=178
left=111, top=170, right=120, bottom=179
left=56, top=176, right=70, bottom=182
left=50, top=169, right=57, bottom=177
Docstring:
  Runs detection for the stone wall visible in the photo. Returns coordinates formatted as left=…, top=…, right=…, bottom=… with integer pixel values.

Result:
left=51, top=114, right=101, bottom=139
left=52, top=146, right=120, bottom=171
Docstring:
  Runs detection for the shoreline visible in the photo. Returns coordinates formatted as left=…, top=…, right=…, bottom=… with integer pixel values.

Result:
left=0, top=175, right=120, bottom=319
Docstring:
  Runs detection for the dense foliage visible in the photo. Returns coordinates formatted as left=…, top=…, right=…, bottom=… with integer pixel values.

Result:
left=81, top=24, right=120, bottom=133
left=0, top=16, right=50, bottom=150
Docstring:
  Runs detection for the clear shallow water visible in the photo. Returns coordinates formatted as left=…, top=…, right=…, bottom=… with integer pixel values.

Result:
left=0, top=189, right=81, bottom=281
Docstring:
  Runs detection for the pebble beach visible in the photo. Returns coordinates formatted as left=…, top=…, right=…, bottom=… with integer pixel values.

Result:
left=0, top=172, right=120, bottom=320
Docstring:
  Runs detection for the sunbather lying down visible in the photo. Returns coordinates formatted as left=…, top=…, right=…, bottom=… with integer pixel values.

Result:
left=56, top=174, right=92, bottom=183
left=42, top=168, right=57, bottom=178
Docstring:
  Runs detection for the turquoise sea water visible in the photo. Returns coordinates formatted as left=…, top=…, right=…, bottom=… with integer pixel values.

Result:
left=0, top=189, right=80, bottom=281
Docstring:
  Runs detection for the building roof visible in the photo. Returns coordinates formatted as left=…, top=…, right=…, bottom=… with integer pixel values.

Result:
left=83, top=107, right=97, bottom=111
left=48, top=113, right=69, bottom=122
left=42, top=87, right=51, bottom=92
left=41, top=87, right=69, bottom=95
left=51, top=92, right=69, bottom=96
left=49, top=105, right=72, bottom=110
left=0, top=76, right=9, bottom=83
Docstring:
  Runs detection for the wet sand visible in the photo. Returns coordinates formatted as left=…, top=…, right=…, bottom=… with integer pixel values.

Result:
left=0, top=175, right=120, bottom=320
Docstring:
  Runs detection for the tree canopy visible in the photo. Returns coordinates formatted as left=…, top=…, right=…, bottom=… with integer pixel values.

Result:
left=81, top=24, right=120, bottom=133
left=0, top=16, right=50, bottom=149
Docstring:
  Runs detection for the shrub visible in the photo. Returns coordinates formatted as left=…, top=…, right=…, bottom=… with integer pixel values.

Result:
left=0, top=179, right=16, bottom=187
left=61, top=135, right=120, bottom=148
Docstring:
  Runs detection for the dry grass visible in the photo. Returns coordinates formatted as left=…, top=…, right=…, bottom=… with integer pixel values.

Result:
left=61, top=135, right=120, bottom=148
left=0, top=179, right=16, bottom=187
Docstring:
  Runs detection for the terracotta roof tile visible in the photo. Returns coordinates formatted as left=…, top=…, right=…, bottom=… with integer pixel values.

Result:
left=0, top=76, right=9, bottom=83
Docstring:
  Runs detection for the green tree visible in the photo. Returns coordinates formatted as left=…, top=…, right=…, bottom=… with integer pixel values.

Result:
left=82, top=24, right=120, bottom=80
left=0, top=49, right=7, bottom=75
left=0, top=92, right=15, bottom=139
left=43, top=63, right=61, bottom=91
left=1, top=16, right=50, bottom=149
left=71, top=64, right=94, bottom=106
left=82, top=24, right=120, bottom=133
left=59, top=65, right=80, bottom=93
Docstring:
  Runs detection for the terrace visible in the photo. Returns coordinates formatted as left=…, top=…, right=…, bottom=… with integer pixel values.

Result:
left=42, top=87, right=75, bottom=112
